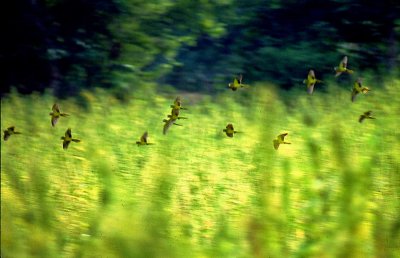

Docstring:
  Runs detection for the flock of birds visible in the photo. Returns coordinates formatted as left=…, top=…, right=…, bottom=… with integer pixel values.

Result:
left=3, top=56, right=375, bottom=150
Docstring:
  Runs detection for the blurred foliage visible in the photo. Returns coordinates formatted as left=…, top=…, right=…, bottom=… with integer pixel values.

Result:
left=1, top=78, right=400, bottom=257
left=1, top=0, right=399, bottom=97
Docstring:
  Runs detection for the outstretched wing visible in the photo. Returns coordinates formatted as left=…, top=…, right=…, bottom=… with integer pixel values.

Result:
left=65, top=128, right=72, bottom=138
left=51, top=116, right=59, bottom=127
left=141, top=131, right=148, bottom=143
left=52, top=103, right=60, bottom=113
left=163, top=119, right=174, bottom=135
left=359, top=115, right=365, bottom=123
left=340, top=56, right=348, bottom=69
left=63, top=140, right=70, bottom=149
left=307, top=84, right=315, bottom=94
left=273, top=139, right=280, bottom=150
left=278, top=133, right=288, bottom=141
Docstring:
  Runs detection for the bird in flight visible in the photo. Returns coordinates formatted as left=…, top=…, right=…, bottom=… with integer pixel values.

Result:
left=228, top=74, right=249, bottom=91
left=351, top=78, right=370, bottom=102
left=136, top=131, right=153, bottom=145
left=359, top=111, right=375, bottom=123
left=168, top=108, right=187, bottom=120
left=61, top=128, right=80, bottom=149
left=170, top=96, right=187, bottom=111
left=334, top=56, right=354, bottom=77
left=3, top=126, right=22, bottom=141
left=303, top=69, right=322, bottom=94
left=49, top=103, right=69, bottom=127
left=273, top=133, right=291, bottom=150
left=223, top=123, right=241, bottom=137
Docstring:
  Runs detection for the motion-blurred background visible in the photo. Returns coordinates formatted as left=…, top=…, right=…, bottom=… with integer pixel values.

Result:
left=1, top=1, right=400, bottom=258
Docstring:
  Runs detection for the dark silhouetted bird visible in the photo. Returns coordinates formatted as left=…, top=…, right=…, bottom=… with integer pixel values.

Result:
left=170, top=96, right=187, bottom=110
left=61, top=128, right=80, bottom=149
left=273, top=133, right=291, bottom=150
left=3, top=126, right=22, bottom=141
left=228, top=74, right=249, bottom=91
left=223, top=123, right=241, bottom=137
left=136, top=131, right=153, bottom=145
left=359, top=111, right=375, bottom=123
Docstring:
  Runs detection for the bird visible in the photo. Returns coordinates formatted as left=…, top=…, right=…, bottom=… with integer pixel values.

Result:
left=136, top=131, right=153, bottom=145
left=273, top=133, right=291, bottom=150
left=168, top=108, right=187, bottom=120
left=303, top=69, right=322, bottom=94
left=334, top=56, right=354, bottom=77
left=223, top=123, right=241, bottom=137
left=3, top=126, right=22, bottom=141
left=359, top=111, right=375, bottom=123
left=351, top=78, right=370, bottom=102
left=170, top=96, right=187, bottom=111
left=228, top=74, right=249, bottom=91
left=49, top=103, right=69, bottom=127
left=162, top=118, right=182, bottom=135
left=61, top=128, right=80, bottom=149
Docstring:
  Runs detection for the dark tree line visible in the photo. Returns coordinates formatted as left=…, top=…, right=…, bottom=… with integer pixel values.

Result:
left=1, top=0, right=399, bottom=97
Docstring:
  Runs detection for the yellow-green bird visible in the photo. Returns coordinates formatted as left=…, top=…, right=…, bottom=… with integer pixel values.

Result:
left=303, top=69, right=322, bottom=94
left=223, top=123, right=241, bottom=137
left=168, top=108, right=187, bottom=120
left=351, top=78, right=370, bottom=102
left=359, top=111, right=375, bottom=123
left=49, top=103, right=69, bottom=127
left=170, top=96, right=187, bottom=110
left=273, top=133, right=291, bottom=150
left=136, top=131, right=153, bottom=145
left=3, top=126, right=22, bottom=141
left=162, top=118, right=182, bottom=135
left=61, top=128, right=80, bottom=149
left=334, top=56, right=354, bottom=77
left=228, top=74, right=249, bottom=91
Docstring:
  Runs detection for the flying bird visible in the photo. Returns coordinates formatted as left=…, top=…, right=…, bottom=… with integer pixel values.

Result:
left=273, top=133, right=291, bottom=150
left=168, top=108, right=187, bottom=120
left=223, top=123, right=241, bottom=137
left=61, top=128, right=80, bottom=149
left=170, top=96, right=187, bottom=111
left=303, top=69, right=322, bottom=94
left=136, top=131, right=153, bottom=145
left=49, top=103, right=69, bottom=126
left=228, top=74, right=249, bottom=91
left=351, top=78, right=370, bottom=102
left=359, top=111, right=375, bottom=123
left=3, top=126, right=22, bottom=141
left=334, top=56, right=354, bottom=77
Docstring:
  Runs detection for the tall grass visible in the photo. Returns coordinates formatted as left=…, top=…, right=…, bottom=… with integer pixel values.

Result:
left=1, top=79, right=399, bottom=257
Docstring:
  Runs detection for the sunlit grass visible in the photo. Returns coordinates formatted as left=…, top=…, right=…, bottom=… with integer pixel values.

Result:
left=1, top=79, right=399, bottom=257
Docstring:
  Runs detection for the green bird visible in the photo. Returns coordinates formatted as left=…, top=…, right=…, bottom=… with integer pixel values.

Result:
left=334, top=56, right=354, bottom=77
left=223, top=123, right=241, bottom=137
left=61, top=128, right=81, bottom=149
left=359, top=111, right=375, bottom=123
left=50, top=103, right=69, bottom=127
left=168, top=108, right=187, bottom=120
left=170, top=96, right=187, bottom=110
left=351, top=78, right=370, bottom=102
left=273, top=133, right=291, bottom=150
left=136, top=131, right=153, bottom=145
left=228, top=74, right=249, bottom=91
left=162, top=118, right=182, bottom=135
left=303, top=69, right=322, bottom=94
left=3, top=126, right=22, bottom=141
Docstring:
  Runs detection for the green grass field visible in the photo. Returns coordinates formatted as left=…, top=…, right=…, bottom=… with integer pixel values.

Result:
left=1, top=79, right=400, bottom=257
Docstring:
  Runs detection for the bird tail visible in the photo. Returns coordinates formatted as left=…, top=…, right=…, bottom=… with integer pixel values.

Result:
left=72, top=139, right=81, bottom=142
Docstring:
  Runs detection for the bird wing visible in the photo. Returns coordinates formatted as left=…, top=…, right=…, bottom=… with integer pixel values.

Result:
left=52, top=103, right=60, bottom=113
left=238, top=74, right=243, bottom=84
left=359, top=115, right=365, bottom=123
left=273, top=140, right=280, bottom=150
left=63, top=140, right=70, bottom=149
left=278, top=133, right=288, bottom=141
left=8, top=126, right=15, bottom=132
left=340, top=56, right=348, bottom=69
left=51, top=116, right=59, bottom=127
left=307, top=83, right=315, bottom=94
left=66, top=128, right=72, bottom=138
left=163, top=119, right=174, bottom=135
left=351, top=89, right=358, bottom=102
left=141, top=131, right=148, bottom=143
left=4, top=131, right=10, bottom=141
left=365, top=111, right=372, bottom=116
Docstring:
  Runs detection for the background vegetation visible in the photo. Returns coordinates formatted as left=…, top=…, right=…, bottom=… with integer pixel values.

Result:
left=1, top=0, right=400, bottom=257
